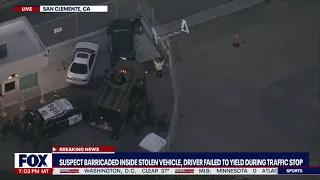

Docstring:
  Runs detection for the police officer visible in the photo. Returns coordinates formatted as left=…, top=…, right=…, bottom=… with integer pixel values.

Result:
left=41, top=139, right=53, bottom=153
left=139, top=110, right=147, bottom=126
left=140, top=95, right=149, bottom=111
left=111, top=121, right=121, bottom=140
left=157, top=113, right=167, bottom=132
left=33, top=137, right=41, bottom=152
left=132, top=113, right=141, bottom=135
left=1, top=120, right=11, bottom=141
left=153, top=59, right=165, bottom=79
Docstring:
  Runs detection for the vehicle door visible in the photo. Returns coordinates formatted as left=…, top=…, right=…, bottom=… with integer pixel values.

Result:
left=67, top=109, right=83, bottom=126
left=69, top=51, right=77, bottom=68
left=54, top=112, right=69, bottom=127
left=88, top=54, right=96, bottom=76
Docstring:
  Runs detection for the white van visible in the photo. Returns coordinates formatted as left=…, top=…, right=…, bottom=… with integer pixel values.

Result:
left=139, top=133, right=167, bottom=152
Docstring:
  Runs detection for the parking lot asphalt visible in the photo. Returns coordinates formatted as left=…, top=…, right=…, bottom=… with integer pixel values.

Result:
left=170, top=0, right=320, bottom=163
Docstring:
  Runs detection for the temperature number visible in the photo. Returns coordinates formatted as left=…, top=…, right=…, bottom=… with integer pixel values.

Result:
left=161, top=169, right=169, bottom=174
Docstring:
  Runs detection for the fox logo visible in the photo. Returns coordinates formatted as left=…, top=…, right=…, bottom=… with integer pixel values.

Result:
left=14, top=153, right=52, bottom=168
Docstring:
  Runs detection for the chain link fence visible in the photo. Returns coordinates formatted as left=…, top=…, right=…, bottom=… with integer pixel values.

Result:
left=137, top=0, right=179, bottom=153
left=31, top=0, right=139, bottom=46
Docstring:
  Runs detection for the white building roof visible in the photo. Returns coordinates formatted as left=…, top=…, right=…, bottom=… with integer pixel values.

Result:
left=139, top=133, right=167, bottom=152
left=0, top=16, right=47, bottom=81
left=0, top=16, right=46, bottom=64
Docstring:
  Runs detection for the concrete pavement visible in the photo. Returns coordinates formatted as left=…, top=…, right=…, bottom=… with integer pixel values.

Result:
left=170, top=0, right=319, bottom=162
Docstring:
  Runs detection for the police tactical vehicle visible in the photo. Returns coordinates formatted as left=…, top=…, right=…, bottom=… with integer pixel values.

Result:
left=88, top=59, right=146, bottom=136
left=107, top=17, right=143, bottom=68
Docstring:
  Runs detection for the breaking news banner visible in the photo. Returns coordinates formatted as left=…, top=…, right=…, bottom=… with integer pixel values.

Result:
left=14, top=5, right=108, bottom=13
left=13, top=146, right=319, bottom=175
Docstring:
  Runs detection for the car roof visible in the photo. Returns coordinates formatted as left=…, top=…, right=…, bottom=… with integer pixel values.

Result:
left=73, top=52, right=90, bottom=64
left=111, top=30, right=134, bottom=56
left=37, top=98, right=73, bottom=120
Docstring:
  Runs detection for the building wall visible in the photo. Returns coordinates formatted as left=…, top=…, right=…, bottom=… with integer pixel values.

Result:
left=0, top=52, right=47, bottom=105
left=0, top=72, right=42, bottom=106
left=0, top=52, right=47, bottom=82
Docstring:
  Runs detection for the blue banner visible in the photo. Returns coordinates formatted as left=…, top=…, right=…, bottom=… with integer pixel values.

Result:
left=52, top=152, right=309, bottom=167
left=279, top=167, right=320, bottom=174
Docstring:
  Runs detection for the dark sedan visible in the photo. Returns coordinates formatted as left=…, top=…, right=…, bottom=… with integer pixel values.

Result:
left=107, top=18, right=143, bottom=68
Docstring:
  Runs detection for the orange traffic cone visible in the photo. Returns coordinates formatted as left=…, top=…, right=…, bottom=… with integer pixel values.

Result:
left=233, top=33, right=240, bottom=47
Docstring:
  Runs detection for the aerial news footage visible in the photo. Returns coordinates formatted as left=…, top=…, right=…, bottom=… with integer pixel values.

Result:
left=0, top=0, right=318, bottom=177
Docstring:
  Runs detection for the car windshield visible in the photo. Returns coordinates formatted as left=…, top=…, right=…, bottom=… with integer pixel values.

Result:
left=76, top=52, right=89, bottom=58
left=76, top=48, right=95, bottom=54
left=70, top=63, right=88, bottom=74
left=112, top=30, right=134, bottom=56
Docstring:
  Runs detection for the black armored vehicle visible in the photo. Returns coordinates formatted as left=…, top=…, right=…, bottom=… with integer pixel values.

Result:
left=88, top=60, right=147, bottom=139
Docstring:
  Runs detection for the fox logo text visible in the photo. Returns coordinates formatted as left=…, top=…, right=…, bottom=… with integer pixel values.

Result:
left=14, top=153, right=53, bottom=168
